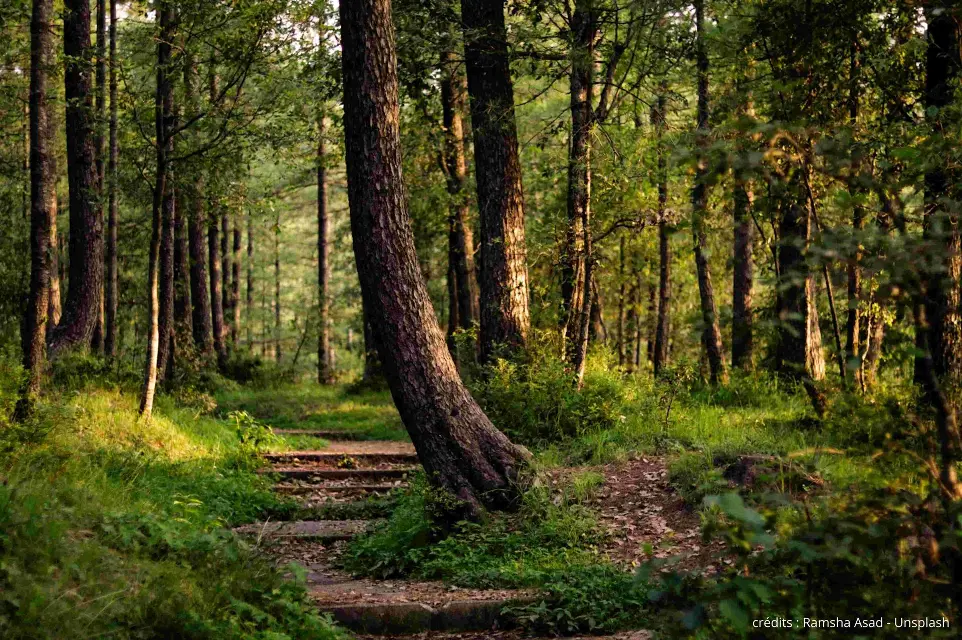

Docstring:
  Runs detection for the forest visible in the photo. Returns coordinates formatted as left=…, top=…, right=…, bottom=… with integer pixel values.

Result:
left=0, top=0, right=961, bottom=638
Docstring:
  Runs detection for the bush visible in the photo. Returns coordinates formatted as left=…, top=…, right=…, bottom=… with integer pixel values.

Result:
left=471, top=333, right=632, bottom=444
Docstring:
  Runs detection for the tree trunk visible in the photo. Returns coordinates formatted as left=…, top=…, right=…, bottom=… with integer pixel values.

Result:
left=139, top=1, right=174, bottom=417
left=921, top=8, right=962, bottom=384
left=221, top=209, right=231, bottom=345
left=247, top=203, right=254, bottom=350
left=340, top=0, right=529, bottom=515
left=461, top=0, right=530, bottom=362
left=274, top=211, right=281, bottom=362
left=209, top=200, right=226, bottom=364
left=231, top=213, right=241, bottom=348
left=652, top=87, right=671, bottom=378
left=90, top=0, right=107, bottom=356
left=50, top=0, right=104, bottom=355
left=776, top=171, right=825, bottom=383
left=691, top=0, right=726, bottom=386
left=16, top=0, right=56, bottom=420
left=560, top=0, right=596, bottom=359
left=317, top=114, right=333, bottom=384
left=156, top=161, right=175, bottom=380
left=645, top=270, right=656, bottom=366
left=48, top=196, right=61, bottom=335
left=184, top=59, right=212, bottom=356
left=845, top=44, right=862, bottom=384
left=732, top=178, right=754, bottom=370
left=617, top=236, right=627, bottom=366
left=174, top=188, right=193, bottom=340
left=104, top=0, right=118, bottom=359
left=440, top=44, right=479, bottom=346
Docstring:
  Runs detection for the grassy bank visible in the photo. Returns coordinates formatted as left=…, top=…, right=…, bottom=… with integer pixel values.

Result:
left=0, top=360, right=345, bottom=640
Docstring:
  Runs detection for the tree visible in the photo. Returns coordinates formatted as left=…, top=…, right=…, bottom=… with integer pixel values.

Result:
left=340, top=0, right=529, bottom=514
left=139, top=1, right=176, bottom=417
left=317, top=113, right=333, bottom=383
left=50, top=0, right=104, bottom=355
left=461, top=0, right=530, bottom=362
left=651, top=85, right=671, bottom=377
left=690, top=0, right=726, bottom=386
left=104, top=0, right=118, bottom=359
left=90, top=0, right=107, bottom=355
left=439, top=41, right=479, bottom=349
left=15, top=0, right=56, bottom=420
left=921, top=6, right=962, bottom=384
left=209, top=198, right=227, bottom=364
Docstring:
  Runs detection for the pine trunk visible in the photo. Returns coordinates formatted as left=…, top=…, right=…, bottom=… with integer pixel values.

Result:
left=732, top=178, right=754, bottom=370
left=340, top=0, right=529, bottom=515
left=652, top=88, right=671, bottom=377
left=104, top=0, right=118, bottom=359
left=461, top=0, right=530, bottom=362
left=51, top=0, right=104, bottom=355
left=16, top=0, right=56, bottom=420
left=231, top=215, right=241, bottom=347
left=209, top=201, right=226, bottom=364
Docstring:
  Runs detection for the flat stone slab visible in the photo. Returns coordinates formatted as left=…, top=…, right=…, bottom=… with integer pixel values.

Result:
left=234, top=519, right=375, bottom=542
left=262, top=450, right=418, bottom=465
left=275, top=483, right=403, bottom=495
left=320, top=598, right=533, bottom=635
left=262, top=467, right=417, bottom=481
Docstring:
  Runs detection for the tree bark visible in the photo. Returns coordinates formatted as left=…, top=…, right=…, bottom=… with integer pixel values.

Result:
left=174, top=187, right=193, bottom=340
left=317, top=114, right=333, bottom=384
left=617, top=236, right=627, bottom=366
left=156, top=159, right=175, bottom=380
left=209, top=199, right=227, bottom=364
left=691, top=0, right=726, bottom=386
left=90, top=0, right=107, bottom=356
left=776, top=171, right=825, bottom=383
left=16, top=0, right=56, bottom=420
left=340, top=0, right=529, bottom=515
left=274, top=211, right=282, bottom=362
left=845, top=44, right=862, bottom=384
left=732, top=178, right=754, bottom=370
left=50, top=0, right=104, bottom=355
left=247, top=202, right=254, bottom=350
left=139, top=1, right=175, bottom=417
left=461, top=0, right=530, bottom=362
left=652, top=87, right=671, bottom=378
left=104, top=0, right=118, bottom=359
left=221, top=209, right=231, bottom=345
left=47, top=196, right=61, bottom=336
left=560, top=0, right=597, bottom=359
left=231, top=213, right=241, bottom=348
left=921, top=8, right=962, bottom=384
left=440, top=44, right=479, bottom=346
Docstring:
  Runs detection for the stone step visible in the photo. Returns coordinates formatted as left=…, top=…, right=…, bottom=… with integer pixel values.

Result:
left=274, top=483, right=403, bottom=495
left=319, top=599, right=526, bottom=635
left=234, top=519, right=376, bottom=542
left=263, top=467, right=418, bottom=482
left=262, top=451, right=418, bottom=465
left=273, top=429, right=366, bottom=440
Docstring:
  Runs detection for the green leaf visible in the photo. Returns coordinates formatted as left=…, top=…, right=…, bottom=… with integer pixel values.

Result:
left=719, top=598, right=750, bottom=632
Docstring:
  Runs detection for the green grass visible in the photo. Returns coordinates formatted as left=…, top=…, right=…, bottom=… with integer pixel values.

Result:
left=216, top=384, right=409, bottom=440
left=0, top=373, right=346, bottom=640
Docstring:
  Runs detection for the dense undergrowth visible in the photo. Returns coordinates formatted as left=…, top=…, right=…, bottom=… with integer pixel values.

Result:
left=342, top=341, right=961, bottom=638
left=0, top=353, right=345, bottom=640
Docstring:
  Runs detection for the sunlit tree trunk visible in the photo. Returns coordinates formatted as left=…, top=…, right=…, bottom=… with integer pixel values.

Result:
left=462, top=0, right=530, bottom=362
left=317, top=114, right=333, bottom=383
left=139, top=1, right=175, bottom=417
left=340, top=0, right=529, bottom=515
left=15, top=0, right=56, bottom=421
left=48, top=196, right=61, bottom=336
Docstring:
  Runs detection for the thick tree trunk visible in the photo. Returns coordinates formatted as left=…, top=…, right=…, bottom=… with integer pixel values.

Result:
left=104, top=0, right=118, bottom=359
left=16, top=0, right=56, bottom=420
left=440, top=44, right=479, bottom=346
left=340, top=0, right=529, bottom=515
left=651, top=88, right=671, bottom=377
left=231, top=213, right=241, bottom=348
left=691, top=0, right=726, bottom=386
left=317, top=114, right=333, bottom=384
left=50, top=0, right=104, bottom=355
left=139, top=2, right=174, bottom=417
left=921, top=9, right=962, bottom=384
left=461, top=0, right=530, bottom=362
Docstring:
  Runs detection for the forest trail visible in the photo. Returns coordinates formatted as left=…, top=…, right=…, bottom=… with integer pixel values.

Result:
left=235, top=416, right=710, bottom=637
